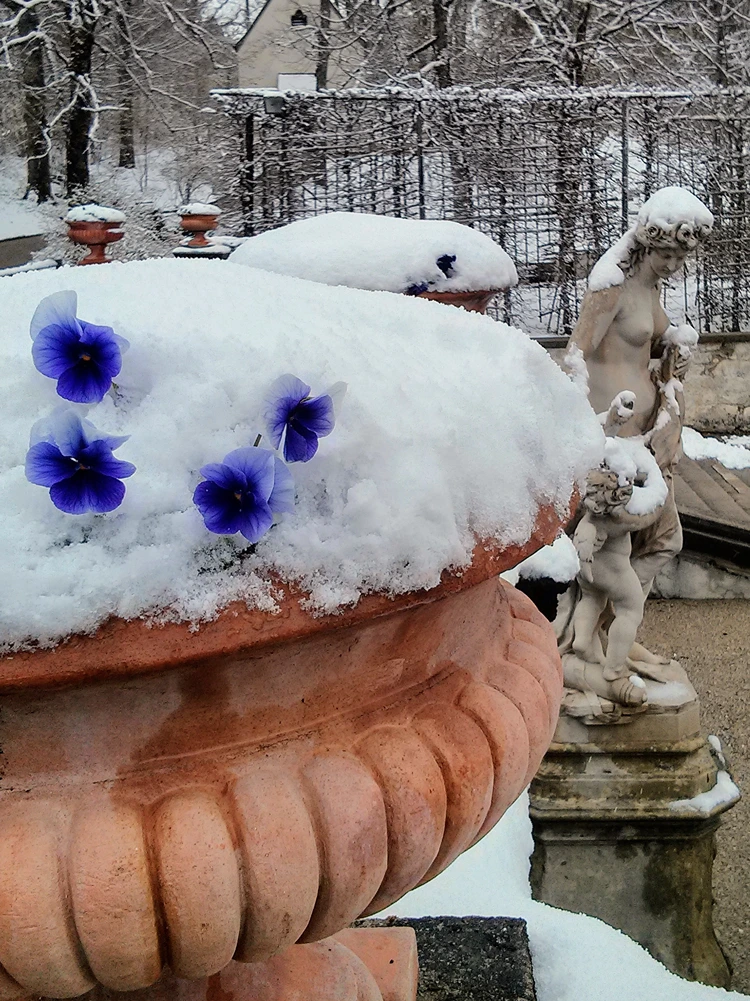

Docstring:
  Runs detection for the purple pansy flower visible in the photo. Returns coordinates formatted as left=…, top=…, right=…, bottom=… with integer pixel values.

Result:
left=30, top=290, right=129, bottom=404
left=436, top=253, right=456, bottom=277
left=194, top=446, right=294, bottom=543
left=262, top=374, right=339, bottom=463
left=25, top=408, right=135, bottom=514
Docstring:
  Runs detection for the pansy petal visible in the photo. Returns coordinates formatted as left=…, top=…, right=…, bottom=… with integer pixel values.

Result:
left=81, top=323, right=123, bottom=380
left=237, top=500, right=273, bottom=544
left=296, top=394, right=335, bottom=437
left=198, top=462, right=246, bottom=492
left=47, top=408, right=88, bottom=456
left=325, top=381, right=347, bottom=416
left=56, top=360, right=113, bottom=404
left=30, top=290, right=80, bottom=341
left=223, top=447, right=275, bottom=501
left=283, top=424, right=319, bottom=463
left=99, top=434, right=130, bottom=452
left=262, top=374, right=311, bottom=449
left=268, top=457, right=295, bottom=514
left=50, top=471, right=126, bottom=514
left=32, top=324, right=81, bottom=378
left=112, top=332, right=130, bottom=354
left=79, top=440, right=136, bottom=479
left=25, top=442, right=77, bottom=486
left=193, top=481, right=243, bottom=534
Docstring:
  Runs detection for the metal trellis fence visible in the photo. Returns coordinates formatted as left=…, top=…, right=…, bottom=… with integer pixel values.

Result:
left=214, top=86, right=750, bottom=337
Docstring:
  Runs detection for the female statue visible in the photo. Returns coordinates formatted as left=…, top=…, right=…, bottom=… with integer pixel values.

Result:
left=556, top=186, right=713, bottom=713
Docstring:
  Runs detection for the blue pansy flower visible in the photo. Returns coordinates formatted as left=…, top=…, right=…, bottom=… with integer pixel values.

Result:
left=436, top=253, right=456, bottom=277
left=262, top=374, right=341, bottom=463
left=194, top=446, right=295, bottom=543
left=30, top=290, right=129, bottom=404
left=25, top=408, right=136, bottom=514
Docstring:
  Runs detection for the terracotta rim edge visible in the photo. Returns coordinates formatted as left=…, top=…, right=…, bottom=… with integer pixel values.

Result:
left=0, top=494, right=576, bottom=691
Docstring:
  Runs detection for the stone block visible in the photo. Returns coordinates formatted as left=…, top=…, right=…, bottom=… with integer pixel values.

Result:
left=361, top=917, right=536, bottom=1000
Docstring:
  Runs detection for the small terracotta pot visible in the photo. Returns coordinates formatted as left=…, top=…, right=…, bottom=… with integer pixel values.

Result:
left=67, top=221, right=124, bottom=265
left=0, top=499, right=570, bottom=1000
left=179, top=212, right=220, bottom=249
left=415, top=288, right=501, bottom=314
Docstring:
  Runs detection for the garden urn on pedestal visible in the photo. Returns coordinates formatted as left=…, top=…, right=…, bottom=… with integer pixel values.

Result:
left=65, top=204, right=125, bottom=265
left=0, top=258, right=603, bottom=1001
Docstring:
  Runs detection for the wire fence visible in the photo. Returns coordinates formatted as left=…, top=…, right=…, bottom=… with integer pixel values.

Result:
left=214, top=86, right=750, bottom=336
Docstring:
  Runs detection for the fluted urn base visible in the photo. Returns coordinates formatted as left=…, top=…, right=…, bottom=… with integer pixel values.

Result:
left=84, top=929, right=417, bottom=1001
left=0, top=537, right=564, bottom=1000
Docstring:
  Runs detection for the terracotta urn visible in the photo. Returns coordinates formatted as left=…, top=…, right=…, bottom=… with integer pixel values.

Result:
left=0, top=503, right=566, bottom=1001
left=415, top=289, right=501, bottom=314
left=67, top=221, right=125, bottom=266
left=179, top=206, right=221, bottom=249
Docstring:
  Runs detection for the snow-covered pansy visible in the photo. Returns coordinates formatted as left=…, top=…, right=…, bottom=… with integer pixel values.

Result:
left=193, top=446, right=294, bottom=543
left=25, top=408, right=135, bottom=514
left=262, top=374, right=342, bottom=463
left=30, top=290, right=128, bottom=404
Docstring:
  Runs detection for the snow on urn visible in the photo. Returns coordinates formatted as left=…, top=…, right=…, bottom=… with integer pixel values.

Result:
left=230, top=212, right=519, bottom=314
left=0, top=259, right=602, bottom=1000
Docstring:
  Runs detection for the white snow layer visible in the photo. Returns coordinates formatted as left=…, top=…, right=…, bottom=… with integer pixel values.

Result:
left=670, top=771, right=740, bottom=817
left=0, top=258, right=602, bottom=651
left=179, top=202, right=221, bottom=216
left=65, top=204, right=126, bottom=224
left=682, top=427, right=750, bottom=470
left=637, top=185, right=714, bottom=235
left=229, top=212, right=519, bottom=294
left=587, top=229, right=636, bottom=291
left=604, top=436, right=668, bottom=516
left=382, top=792, right=749, bottom=1001
left=508, top=533, right=579, bottom=584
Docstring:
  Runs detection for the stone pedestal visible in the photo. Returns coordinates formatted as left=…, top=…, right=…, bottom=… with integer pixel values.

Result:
left=529, top=668, right=740, bottom=988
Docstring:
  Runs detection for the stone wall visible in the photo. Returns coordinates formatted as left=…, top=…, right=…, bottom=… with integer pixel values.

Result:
left=682, top=334, right=750, bottom=434
left=543, top=333, right=750, bottom=436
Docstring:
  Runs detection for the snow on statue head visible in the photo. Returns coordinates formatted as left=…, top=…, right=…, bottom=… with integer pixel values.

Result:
left=634, top=186, right=713, bottom=253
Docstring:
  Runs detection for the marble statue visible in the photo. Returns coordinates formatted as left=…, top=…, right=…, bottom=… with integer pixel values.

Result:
left=556, top=186, right=714, bottom=719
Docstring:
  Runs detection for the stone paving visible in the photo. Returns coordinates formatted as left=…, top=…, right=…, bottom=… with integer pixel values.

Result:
left=641, top=599, right=750, bottom=994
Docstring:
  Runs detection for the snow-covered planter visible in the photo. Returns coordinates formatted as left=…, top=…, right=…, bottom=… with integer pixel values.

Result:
left=178, top=202, right=222, bottom=248
left=230, top=212, right=519, bottom=313
left=0, top=259, right=602, bottom=999
left=65, top=203, right=125, bottom=265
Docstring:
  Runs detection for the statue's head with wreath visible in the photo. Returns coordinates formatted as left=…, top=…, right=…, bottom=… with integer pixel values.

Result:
left=626, top=186, right=713, bottom=279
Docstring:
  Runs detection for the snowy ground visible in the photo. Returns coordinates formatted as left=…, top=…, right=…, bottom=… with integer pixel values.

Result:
left=0, top=161, right=49, bottom=241
left=380, top=792, right=748, bottom=1001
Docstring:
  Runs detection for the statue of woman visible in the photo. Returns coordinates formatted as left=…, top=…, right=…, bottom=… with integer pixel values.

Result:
left=556, top=186, right=713, bottom=713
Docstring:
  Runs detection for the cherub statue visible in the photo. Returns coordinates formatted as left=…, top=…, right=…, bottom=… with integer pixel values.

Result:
left=558, top=415, right=669, bottom=708
left=554, top=186, right=712, bottom=714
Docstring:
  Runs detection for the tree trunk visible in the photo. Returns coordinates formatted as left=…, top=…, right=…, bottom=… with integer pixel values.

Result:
left=315, top=0, right=332, bottom=89
left=19, top=8, right=51, bottom=202
left=66, top=0, right=97, bottom=195
left=116, top=9, right=135, bottom=168
left=712, top=0, right=730, bottom=86
left=432, top=0, right=453, bottom=88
